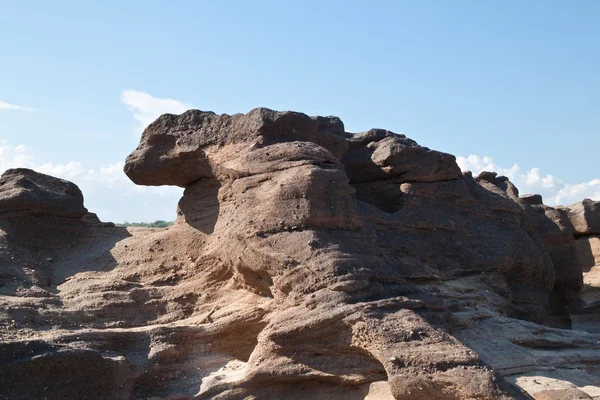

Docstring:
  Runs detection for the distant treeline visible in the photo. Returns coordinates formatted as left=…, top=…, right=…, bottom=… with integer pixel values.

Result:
left=117, top=220, right=174, bottom=228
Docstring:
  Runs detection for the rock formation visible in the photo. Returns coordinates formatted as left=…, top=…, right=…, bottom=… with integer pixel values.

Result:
left=561, top=199, right=600, bottom=237
left=0, top=169, right=118, bottom=297
left=2, top=109, right=600, bottom=399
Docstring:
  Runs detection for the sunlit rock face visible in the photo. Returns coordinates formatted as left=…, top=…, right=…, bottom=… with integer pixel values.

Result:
left=2, top=108, right=600, bottom=400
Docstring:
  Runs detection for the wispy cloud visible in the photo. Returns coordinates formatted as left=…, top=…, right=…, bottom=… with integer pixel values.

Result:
left=457, top=154, right=600, bottom=206
left=120, top=90, right=192, bottom=134
left=0, top=100, right=35, bottom=112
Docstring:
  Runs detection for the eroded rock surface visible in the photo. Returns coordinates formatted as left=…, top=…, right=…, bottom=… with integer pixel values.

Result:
left=561, top=199, right=600, bottom=237
left=2, top=108, right=600, bottom=400
left=0, top=168, right=88, bottom=218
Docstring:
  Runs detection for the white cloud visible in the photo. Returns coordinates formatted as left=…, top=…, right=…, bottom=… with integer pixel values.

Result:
left=0, top=141, right=182, bottom=222
left=120, top=90, right=192, bottom=134
left=0, top=141, right=84, bottom=180
left=457, top=154, right=600, bottom=206
left=554, top=180, right=600, bottom=205
left=0, top=100, right=35, bottom=112
left=0, top=90, right=194, bottom=221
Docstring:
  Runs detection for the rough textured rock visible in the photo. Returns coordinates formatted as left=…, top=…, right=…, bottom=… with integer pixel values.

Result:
left=577, top=236, right=600, bottom=271
left=520, top=194, right=544, bottom=206
left=2, top=107, right=600, bottom=400
left=572, top=235, right=600, bottom=333
left=519, top=199, right=584, bottom=328
left=124, top=109, right=348, bottom=187
left=342, top=129, right=462, bottom=184
left=556, top=200, right=600, bottom=334
left=0, top=168, right=88, bottom=218
left=560, top=199, right=600, bottom=236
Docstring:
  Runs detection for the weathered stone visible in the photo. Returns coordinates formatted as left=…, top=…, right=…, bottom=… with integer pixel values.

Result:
left=0, top=168, right=87, bottom=218
left=560, top=199, right=600, bottom=236
left=476, top=171, right=498, bottom=182
left=520, top=194, right=544, bottom=206
left=2, top=107, right=600, bottom=400
left=124, top=108, right=349, bottom=187
left=342, top=129, right=462, bottom=183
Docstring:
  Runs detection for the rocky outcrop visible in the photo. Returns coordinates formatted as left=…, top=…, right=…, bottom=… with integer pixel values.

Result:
left=0, top=168, right=88, bottom=218
left=126, top=109, right=557, bottom=319
left=124, top=109, right=348, bottom=187
left=0, top=168, right=121, bottom=300
left=0, top=168, right=115, bottom=227
left=342, top=129, right=462, bottom=184
left=124, top=109, right=513, bottom=398
left=520, top=194, right=543, bottom=206
left=577, top=235, right=600, bottom=270
left=560, top=199, right=600, bottom=237
left=573, top=236, right=600, bottom=334
left=557, top=199, right=600, bottom=334
left=2, top=107, right=600, bottom=399
left=518, top=196, right=584, bottom=328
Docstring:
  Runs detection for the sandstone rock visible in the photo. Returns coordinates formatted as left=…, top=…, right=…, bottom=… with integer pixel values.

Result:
left=3, top=107, right=600, bottom=400
left=0, top=342, right=133, bottom=400
left=81, top=212, right=115, bottom=227
left=576, top=235, right=600, bottom=270
left=476, top=171, right=498, bottom=182
left=0, top=167, right=123, bottom=299
left=520, top=194, right=544, bottom=206
left=342, top=129, right=462, bottom=184
left=521, top=202, right=583, bottom=328
left=560, top=199, right=600, bottom=236
left=534, top=389, right=592, bottom=400
left=572, top=235, right=600, bottom=332
left=124, top=108, right=348, bottom=187
left=0, top=168, right=88, bottom=218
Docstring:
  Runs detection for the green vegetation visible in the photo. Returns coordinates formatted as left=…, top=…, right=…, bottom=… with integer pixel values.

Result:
left=117, top=220, right=174, bottom=228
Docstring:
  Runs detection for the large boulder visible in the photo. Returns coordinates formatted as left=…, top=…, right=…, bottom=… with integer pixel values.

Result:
left=342, top=128, right=462, bottom=184
left=124, top=108, right=348, bottom=187
left=0, top=168, right=88, bottom=218
left=0, top=168, right=121, bottom=298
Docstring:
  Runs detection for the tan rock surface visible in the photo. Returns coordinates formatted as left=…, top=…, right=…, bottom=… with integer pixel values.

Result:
left=560, top=199, right=600, bottom=236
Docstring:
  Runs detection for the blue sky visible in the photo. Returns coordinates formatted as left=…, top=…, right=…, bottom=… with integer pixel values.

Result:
left=1, top=1, right=598, bottom=222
